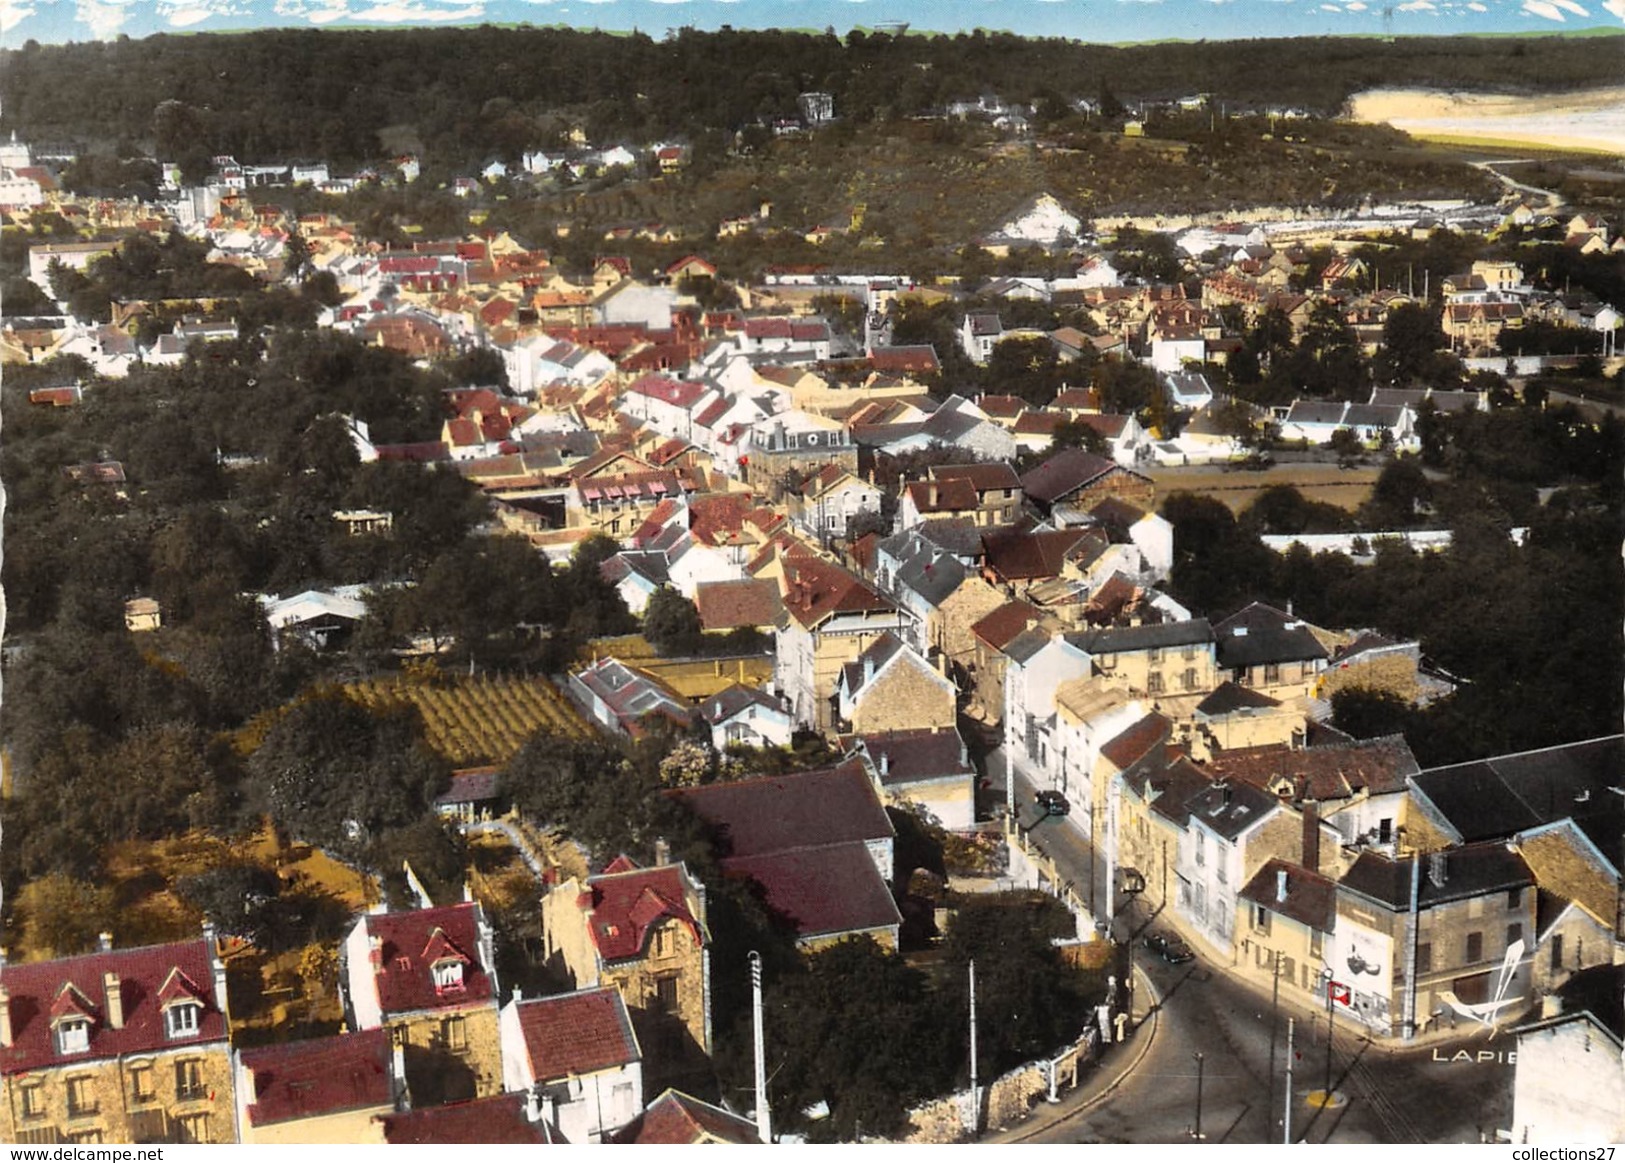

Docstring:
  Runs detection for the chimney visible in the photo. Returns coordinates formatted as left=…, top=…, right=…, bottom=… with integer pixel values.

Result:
left=1276, top=868, right=1288, bottom=903
left=1427, top=851, right=1447, bottom=889
left=1540, top=995, right=1563, bottom=1020
left=928, top=482, right=939, bottom=508
left=0, top=985, right=11, bottom=1049
left=654, top=837, right=671, bottom=867
left=863, top=654, right=875, bottom=684
left=1302, top=802, right=1320, bottom=872
left=104, top=972, right=124, bottom=1030
left=879, top=751, right=891, bottom=777
left=209, top=935, right=229, bottom=1016
left=98, top=931, right=114, bottom=953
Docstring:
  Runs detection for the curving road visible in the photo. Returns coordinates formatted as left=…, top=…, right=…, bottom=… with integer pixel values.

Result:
left=992, top=745, right=1520, bottom=1144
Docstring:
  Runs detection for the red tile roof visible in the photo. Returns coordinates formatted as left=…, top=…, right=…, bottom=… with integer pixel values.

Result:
left=584, top=863, right=704, bottom=963
left=1100, top=712, right=1174, bottom=771
left=722, top=842, right=902, bottom=940
left=694, top=578, right=784, bottom=631
left=515, top=987, right=641, bottom=1082
left=0, top=938, right=226, bottom=1075
left=380, top=1093, right=546, bottom=1144
left=1204, top=737, right=1419, bottom=802
left=615, top=1089, right=762, bottom=1144
left=360, top=903, right=494, bottom=1019
left=241, top=1029, right=395, bottom=1127
left=779, top=556, right=894, bottom=629
left=671, top=761, right=892, bottom=858
left=972, top=599, right=1043, bottom=652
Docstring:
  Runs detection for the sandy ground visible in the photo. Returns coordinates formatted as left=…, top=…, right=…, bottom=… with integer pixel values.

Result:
left=1347, top=86, right=1625, bottom=155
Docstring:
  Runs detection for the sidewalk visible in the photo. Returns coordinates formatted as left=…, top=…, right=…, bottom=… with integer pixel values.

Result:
left=982, top=963, right=1162, bottom=1143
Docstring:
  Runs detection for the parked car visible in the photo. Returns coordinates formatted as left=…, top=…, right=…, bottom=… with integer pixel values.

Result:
left=1034, top=789, right=1070, bottom=818
left=1144, top=932, right=1195, bottom=964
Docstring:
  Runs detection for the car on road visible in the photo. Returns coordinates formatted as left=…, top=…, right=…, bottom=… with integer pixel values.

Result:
left=1143, top=932, right=1195, bottom=964
left=1034, top=789, right=1070, bottom=818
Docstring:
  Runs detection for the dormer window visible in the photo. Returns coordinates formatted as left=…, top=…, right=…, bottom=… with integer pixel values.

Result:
left=57, top=1018, right=91, bottom=1056
left=165, top=1000, right=203, bottom=1039
left=432, top=959, right=465, bottom=993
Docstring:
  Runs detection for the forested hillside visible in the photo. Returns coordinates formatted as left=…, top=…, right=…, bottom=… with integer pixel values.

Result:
left=1, top=27, right=1619, bottom=171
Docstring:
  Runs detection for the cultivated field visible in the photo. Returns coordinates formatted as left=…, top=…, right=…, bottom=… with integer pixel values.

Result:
left=1151, top=462, right=1382, bottom=514
left=345, top=673, right=595, bottom=766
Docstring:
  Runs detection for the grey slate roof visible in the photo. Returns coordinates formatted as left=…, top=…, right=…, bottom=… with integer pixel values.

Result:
left=1214, top=602, right=1329, bottom=669
left=1410, top=735, right=1624, bottom=851
left=1069, top=617, right=1214, bottom=656
left=1339, top=841, right=1532, bottom=910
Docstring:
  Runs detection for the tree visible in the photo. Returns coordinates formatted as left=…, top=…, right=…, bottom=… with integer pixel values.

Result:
left=938, top=893, right=1093, bottom=1080
left=246, top=691, right=449, bottom=855
left=1375, top=303, right=1448, bottom=388
left=644, top=586, right=705, bottom=657
left=1049, top=417, right=1109, bottom=457
left=764, top=937, right=953, bottom=1141
left=16, top=873, right=116, bottom=958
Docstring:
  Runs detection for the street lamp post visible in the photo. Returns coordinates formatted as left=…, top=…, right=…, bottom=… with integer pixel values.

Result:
left=1323, top=972, right=1336, bottom=1099
left=1192, top=1052, right=1205, bottom=1140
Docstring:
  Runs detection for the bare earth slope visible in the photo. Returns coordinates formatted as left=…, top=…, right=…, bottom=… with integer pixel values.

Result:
left=1348, top=86, right=1625, bottom=155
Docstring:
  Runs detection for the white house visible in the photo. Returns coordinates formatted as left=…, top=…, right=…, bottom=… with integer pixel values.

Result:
left=597, top=281, right=677, bottom=331
left=700, top=685, right=795, bottom=751
left=1174, top=780, right=1292, bottom=960
left=960, top=313, right=1003, bottom=364
left=1003, top=630, right=1092, bottom=778
left=499, top=988, right=643, bottom=1144
left=1512, top=975, right=1625, bottom=1145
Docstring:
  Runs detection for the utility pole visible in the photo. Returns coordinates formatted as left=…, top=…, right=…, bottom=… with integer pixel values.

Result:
left=967, top=959, right=979, bottom=1137
left=1284, top=1018, right=1295, bottom=1144
left=1324, top=975, right=1337, bottom=1099
left=1192, top=1051, right=1205, bottom=1140
left=750, top=951, right=772, bottom=1145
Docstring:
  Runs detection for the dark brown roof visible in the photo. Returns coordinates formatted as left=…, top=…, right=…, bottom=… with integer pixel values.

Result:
left=1205, top=737, right=1419, bottom=802
left=1239, top=859, right=1336, bottom=933
left=241, top=1030, right=395, bottom=1127
left=1020, top=448, right=1123, bottom=504
left=983, top=527, right=1100, bottom=582
left=1101, top=712, right=1173, bottom=771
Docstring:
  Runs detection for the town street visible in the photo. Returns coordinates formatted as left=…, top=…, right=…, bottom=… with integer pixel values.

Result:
left=990, top=745, right=1520, bottom=1144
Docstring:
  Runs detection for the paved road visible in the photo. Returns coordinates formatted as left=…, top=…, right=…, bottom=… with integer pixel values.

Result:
left=991, top=745, right=1519, bottom=1144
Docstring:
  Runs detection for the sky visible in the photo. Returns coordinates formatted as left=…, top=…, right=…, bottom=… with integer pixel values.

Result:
left=0, top=0, right=1622, bottom=45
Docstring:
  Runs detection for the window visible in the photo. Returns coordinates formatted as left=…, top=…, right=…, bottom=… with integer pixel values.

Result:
left=1550, top=935, right=1564, bottom=972
left=1146, top=672, right=1164, bottom=694
left=66, top=1076, right=97, bottom=1118
left=1264, top=663, right=1281, bottom=685
left=175, top=1059, right=206, bottom=1102
left=1098, top=653, right=1117, bottom=671
left=1182, top=645, right=1196, bottom=661
left=129, top=1064, right=155, bottom=1105
left=652, top=926, right=674, bottom=959
left=1184, top=668, right=1198, bottom=690
left=165, top=1002, right=201, bottom=1039
left=432, top=960, right=465, bottom=992
left=57, top=1018, right=91, bottom=1055
left=1193, top=883, right=1207, bottom=921
left=176, top=1113, right=212, bottom=1144
left=442, top=1015, right=467, bottom=1052
left=1506, top=887, right=1522, bottom=910
left=1466, top=931, right=1483, bottom=963
left=1216, top=858, right=1227, bottom=886
left=1252, top=904, right=1272, bottom=936
left=1507, top=923, right=1523, bottom=948
left=1310, top=930, right=1324, bottom=960
left=67, top=1130, right=104, bottom=1145
left=20, top=1084, right=45, bottom=1119
left=1194, top=832, right=1205, bottom=867
left=1147, top=646, right=1164, bottom=664
left=654, top=973, right=680, bottom=1015
left=1416, top=943, right=1432, bottom=974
